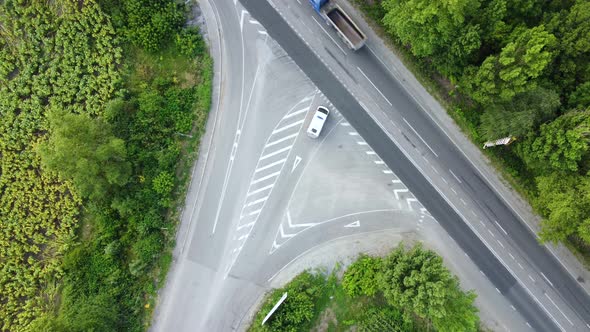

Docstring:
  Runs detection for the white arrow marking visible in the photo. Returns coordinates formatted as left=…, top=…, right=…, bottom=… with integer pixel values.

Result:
left=291, top=156, right=302, bottom=173
left=393, top=188, right=408, bottom=199
left=287, top=211, right=316, bottom=228
left=344, top=220, right=360, bottom=228
left=279, top=224, right=296, bottom=238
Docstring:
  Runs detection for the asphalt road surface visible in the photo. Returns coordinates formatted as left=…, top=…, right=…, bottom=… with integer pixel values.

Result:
left=239, top=0, right=590, bottom=331
left=152, top=0, right=590, bottom=331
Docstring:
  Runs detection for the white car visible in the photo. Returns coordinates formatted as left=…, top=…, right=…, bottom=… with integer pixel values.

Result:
left=307, top=106, right=330, bottom=138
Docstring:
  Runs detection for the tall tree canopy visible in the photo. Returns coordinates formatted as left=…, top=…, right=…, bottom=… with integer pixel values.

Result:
left=479, top=87, right=560, bottom=140
left=38, top=112, right=131, bottom=200
left=520, top=109, right=590, bottom=173
left=379, top=244, right=479, bottom=332
left=535, top=174, right=590, bottom=244
left=381, top=0, right=482, bottom=76
left=547, top=0, right=590, bottom=96
left=462, top=25, right=557, bottom=104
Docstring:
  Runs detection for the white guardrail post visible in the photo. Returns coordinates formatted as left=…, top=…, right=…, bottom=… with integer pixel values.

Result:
left=261, top=292, right=288, bottom=325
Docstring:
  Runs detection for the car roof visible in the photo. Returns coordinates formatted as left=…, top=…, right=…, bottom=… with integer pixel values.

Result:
left=317, top=106, right=329, bottom=114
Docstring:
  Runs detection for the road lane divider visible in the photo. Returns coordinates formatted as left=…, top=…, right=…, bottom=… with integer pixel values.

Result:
left=357, top=66, right=392, bottom=106
left=402, top=117, right=439, bottom=157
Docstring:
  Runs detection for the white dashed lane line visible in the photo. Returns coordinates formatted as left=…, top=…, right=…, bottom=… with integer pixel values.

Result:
left=311, top=16, right=346, bottom=55
left=545, top=293, right=574, bottom=326
left=357, top=66, right=392, bottom=106
left=494, top=220, right=508, bottom=235
left=402, top=117, right=439, bottom=157
left=541, top=273, right=554, bottom=287
left=449, top=169, right=462, bottom=183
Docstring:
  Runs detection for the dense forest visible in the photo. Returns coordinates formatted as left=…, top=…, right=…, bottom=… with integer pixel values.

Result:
left=355, top=0, right=590, bottom=252
left=0, top=0, right=211, bottom=331
left=250, top=245, right=479, bottom=331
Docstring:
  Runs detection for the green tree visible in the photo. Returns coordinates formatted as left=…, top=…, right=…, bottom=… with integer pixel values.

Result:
left=568, top=81, right=590, bottom=109
left=381, top=0, right=481, bottom=76
left=535, top=174, right=590, bottom=243
left=342, top=254, right=383, bottom=297
left=547, top=0, right=590, bottom=96
left=520, top=109, right=590, bottom=173
left=38, top=111, right=131, bottom=200
left=577, top=177, right=590, bottom=243
left=175, top=27, right=206, bottom=58
left=479, top=87, right=560, bottom=139
left=250, top=271, right=325, bottom=332
left=123, top=0, right=184, bottom=52
left=379, top=244, right=479, bottom=332
left=27, top=314, right=68, bottom=332
left=477, top=0, right=510, bottom=48
left=463, top=25, right=557, bottom=104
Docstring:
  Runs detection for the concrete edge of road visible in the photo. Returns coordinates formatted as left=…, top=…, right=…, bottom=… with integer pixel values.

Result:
left=333, top=0, right=590, bottom=294
left=149, top=0, right=224, bottom=329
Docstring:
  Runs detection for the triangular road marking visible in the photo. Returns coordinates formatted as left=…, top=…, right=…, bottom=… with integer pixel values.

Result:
left=291, top=156, right=302, bottom=173
left=344, top=220, right=360, bottom=228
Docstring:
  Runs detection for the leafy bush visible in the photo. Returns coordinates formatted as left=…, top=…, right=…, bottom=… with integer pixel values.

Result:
left=175, top=27, right=206, bottom=58
left=358, top=306, right=411, bottom=332
left=249, top=245, right=479, bottom=332
left=250, top=271, right=326, bottom=332
left=123, top=0, right=184, bottom=52
left=380, top=244, right=479, bottom=332
left=342, top=254, right=382, bottom=297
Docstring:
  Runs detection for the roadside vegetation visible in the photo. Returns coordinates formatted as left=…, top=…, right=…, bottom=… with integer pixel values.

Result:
left=0, top=0, right=211, bottom=331
left=249, top=244, right=479, bottom=331
left=351, top=0, right=590, bottom=259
